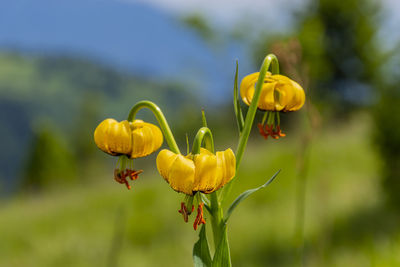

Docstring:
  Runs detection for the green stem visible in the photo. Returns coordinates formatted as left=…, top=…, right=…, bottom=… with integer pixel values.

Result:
left=221, top=54, right=279, bottom=204
left=191, top=127, right=214, bottom=154
left=128, top=100, right=180, bottom=154
left=210, top=193, right=224, bottom=250
left=190, top=127, right=223, bottom=249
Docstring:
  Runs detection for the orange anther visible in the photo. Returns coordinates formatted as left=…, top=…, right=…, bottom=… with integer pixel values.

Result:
left=113, top=169, right=142, bottom=190
left=193, top=203, right=206, bottom=230
left=178, top=202, right=194, bottom=223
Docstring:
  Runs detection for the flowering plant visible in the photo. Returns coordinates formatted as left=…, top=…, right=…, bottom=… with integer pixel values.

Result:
left=94, top=54, right=305, bottom=266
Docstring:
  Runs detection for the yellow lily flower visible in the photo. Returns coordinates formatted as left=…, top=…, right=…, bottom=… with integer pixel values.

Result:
left=240, top=72, right=305, bottom=139
left=94, top=118, right=163, bottom=189
left=240, top=72, right=305, bottom=112
left=156, top=148, right=236, bottom=195
left=94, top=118, right=163, bottom=158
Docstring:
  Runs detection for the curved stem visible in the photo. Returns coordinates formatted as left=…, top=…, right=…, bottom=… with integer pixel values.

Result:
left=191, top=127, right=222, bottom=248
left=191, top=127, right=214, bottom=154
left=128, top=100, right=180, bottom=154
left=221, top=54, right=279, bottom=204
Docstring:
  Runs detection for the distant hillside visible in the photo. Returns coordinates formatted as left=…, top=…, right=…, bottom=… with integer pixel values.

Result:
left=0, top=52, right=198, bottom=192
left=0, top=0, right=214, bottom=78
left=0, top=0, right=252, bottom=104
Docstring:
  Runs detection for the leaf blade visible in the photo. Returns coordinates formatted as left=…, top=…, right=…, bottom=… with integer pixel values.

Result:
left=224, top=170, right=280, bottom=222
left=211, top=226, right=231, bottom=267
left=193, top=225, right=212, bottom=267
left=233, top=60, right=244, bottom=133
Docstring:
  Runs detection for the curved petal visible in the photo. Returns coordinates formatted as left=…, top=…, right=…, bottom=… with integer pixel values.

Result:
left=94, top=119, right=132, bottom=156
left=286, top=80, right=305, bottom=111
left=167, top=154, right=195, bottom=195
left=258, top=82, right=276, bottom=110
left=215, top=148, right=236, bottom=190
left=240, top=72, right=305, bottom=112
left=94, top=118, right=116, bottom=154
left=131, top=120, right=163, bottom=158
left=193, top=150, right=218, bottom=193
left=156, top=149, right=177, bottom=183
left=240, top=72, right=260, bottom=106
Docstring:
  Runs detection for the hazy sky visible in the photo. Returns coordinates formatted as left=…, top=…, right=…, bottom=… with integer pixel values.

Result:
left=125, top=0, right=399, bottom=23
left=122, top=0, right=306, bottom=29
left=124, top=0, right=400, bottom=43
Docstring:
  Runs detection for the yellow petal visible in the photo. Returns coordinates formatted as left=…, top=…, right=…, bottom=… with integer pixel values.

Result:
left=240, top=72, right=262, bottom=106
left=131, top=125, right=152, bottom=158
left=193, top=150, right=218, bottom=193
left=258, top=82, right=276, bottom=110
left=94, top=118, right=115, bottom=154
left=131, top=120, right=163, bottom=158
left=156, top=149, right=177, bottom=183
left=286, top=80, right=305, bottom=111
left=156, top=149, right=195, bottom=195
left=215, top=148, right=236, bottom=190
left=274, top=80, right=295, bottom=111
left=167, top=154, right=195, bottom=195
left=240, top=72, right=305, bottom=112
left=107, top=120, right=132, bottom=155
left=147, top=123, right=163, bottom=151
left=94, top=119, right=132, bottom=156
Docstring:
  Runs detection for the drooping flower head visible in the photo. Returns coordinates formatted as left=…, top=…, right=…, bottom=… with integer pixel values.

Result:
left=156, top=147, right=236, bottom=229
left=94, top=118, right=163, bottom=189
left=240, top=72, right=305, bottom=139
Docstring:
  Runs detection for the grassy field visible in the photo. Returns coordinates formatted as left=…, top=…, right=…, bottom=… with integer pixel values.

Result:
left=1, top=113, right=399, bottom=267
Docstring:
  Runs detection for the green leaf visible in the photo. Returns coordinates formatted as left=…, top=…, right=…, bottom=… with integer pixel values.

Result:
left=212, top=226, right=231, bottom=267
left=233, top=60, right=244, bottom=133
left=186, top=133, right=190, bottom=155
left=193, top=225, right=212, bottom=267
left=201, top=109, right=208, bottom=128
left=200, top=193, right=212, bottom=214
left=224, top=170, right=280, bottom=222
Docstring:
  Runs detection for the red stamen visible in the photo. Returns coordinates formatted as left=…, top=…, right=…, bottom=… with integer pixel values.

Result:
left=113, top=168, right=142, bottom=190
left=275, top=125, right=286, bottom=137
left=257, top=123, right=286, bottom=140
left=178, top=202, right=194, bottom=223
left=258, top=123, right=270, bottom=139
left=193, top=203, right=206, bottom=230
left=130, top=170, right=143, bottom=180
left=264, top=124, right=274, bottom=136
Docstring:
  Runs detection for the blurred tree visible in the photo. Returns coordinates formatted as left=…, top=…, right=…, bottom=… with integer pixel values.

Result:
left=253, top=0, right=381, bottom=116
left=72, top=92, right=101, bottom=167
left=0, top=52, right=198, bottom=193
left=373, top=49, right=400, bottom=208
left=20, top=122, right=77, bottom=192
left=181, top=14, right=216, bottom=44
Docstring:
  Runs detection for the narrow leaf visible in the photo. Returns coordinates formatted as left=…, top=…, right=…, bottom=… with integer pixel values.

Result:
left=186, top=133, right=190, bottom=155
left=201, top=109, right=208, bottom=128
left=212, top=226, right=231, bottom=267
left=193, top=225, right=212, bottom=267
left=224, top=170, right=280, bottom=222
left=233, top=60, right=244, bottom=133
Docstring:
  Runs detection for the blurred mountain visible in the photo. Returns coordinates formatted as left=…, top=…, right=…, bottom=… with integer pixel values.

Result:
left=0, top=52, right=197, bottom=192
left=0, top=0, right=252, bottom=103
left=0, top=0, right=213, bottom=77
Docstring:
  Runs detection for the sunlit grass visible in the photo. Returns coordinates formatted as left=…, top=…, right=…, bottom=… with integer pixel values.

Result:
left=1, top=113, right=399, bottom=266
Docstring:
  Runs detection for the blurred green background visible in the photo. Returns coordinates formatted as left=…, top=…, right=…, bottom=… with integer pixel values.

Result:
left=1, top=0, right=400, bottom=266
